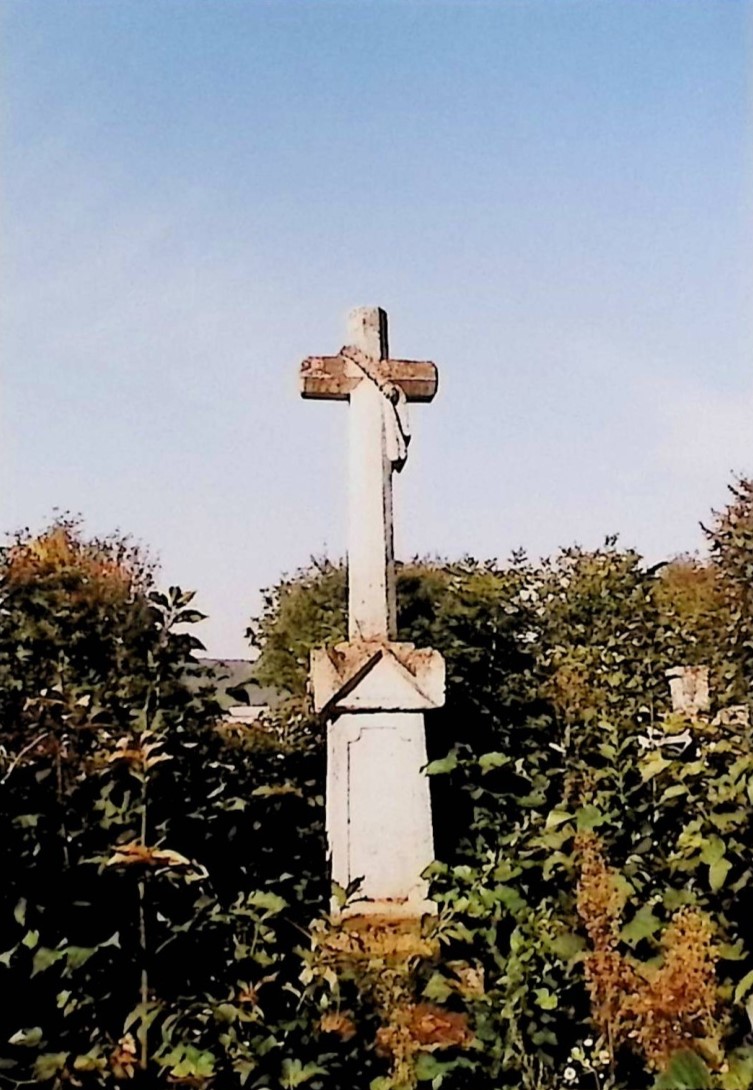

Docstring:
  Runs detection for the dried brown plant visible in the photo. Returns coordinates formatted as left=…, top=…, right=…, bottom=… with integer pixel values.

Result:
left=6, top=526, right=136, bottom=604
left=622, top=907, right=722, bottom=1070
left=319, top=1011, right=358, bottom=1041
left=575, top=832, right=723, bottom=1073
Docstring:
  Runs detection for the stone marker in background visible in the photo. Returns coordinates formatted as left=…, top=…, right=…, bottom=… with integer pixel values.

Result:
left=665, top=665, right=710, bottom=716
left=300, top=307, right=444, bottom=920
left=664, top=664, right=750, bottom=732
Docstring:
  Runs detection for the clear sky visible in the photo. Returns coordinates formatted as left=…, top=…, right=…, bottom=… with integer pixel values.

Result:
left=2, top=1, right=751, bottom=657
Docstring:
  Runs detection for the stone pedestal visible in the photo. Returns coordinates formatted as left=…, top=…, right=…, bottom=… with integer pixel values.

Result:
left=327, top=712, right=435, bottom=917
left=312, top=639, right=444, bottom=920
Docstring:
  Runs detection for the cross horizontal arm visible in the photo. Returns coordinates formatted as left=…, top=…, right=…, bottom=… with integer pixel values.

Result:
left=300, top=354, right=438, bottom=402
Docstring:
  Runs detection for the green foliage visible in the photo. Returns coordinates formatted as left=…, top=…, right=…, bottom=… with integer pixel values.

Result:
left=2, top=479, right=753, bottom=1089
left=0, top=521, right=330, bottom=1088
left=250, top=559, right=346, bottom=696
left=653, top=1049, right=712, bottom=1090
left=247, top=494, right=753, bottom=1089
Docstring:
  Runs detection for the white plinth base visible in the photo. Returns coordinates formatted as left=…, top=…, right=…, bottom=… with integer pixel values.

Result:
left=327, top=710, right=435, bottom=918
left=333, top=898, right=437, bottom=922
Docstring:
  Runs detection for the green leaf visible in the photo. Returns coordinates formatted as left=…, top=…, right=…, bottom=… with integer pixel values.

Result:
left=653, top=1049, right=711, bottom=1089
left=494, top=884, right=526, bottom=912
left=425, top=753, right=457, bottom=776
left=545, top=809, right=573, bottom=829
left=234, top=1057, right=258, bottom=1086
left=663, top=888, right=694, bottom=911
left=280, top=1058, right=328, bottom=1087
left=0, top=946, right=16, bottom=968
left=330, top=881, right=347, bottom=909
left=414, top=1053, right=474, bottom=1083
left=34, top=1053, right=69, bottom=1080
left=620, top=905, right=662, bottom=946
left=576, top=804, right=606, bottom=830
left=614, top=873, right=634, bottom=903
left=64, top=946, right=96, bottom=970
left=709, top=858, right=732, bottom=891
left=415, top=1053, right=447, bottom=1082
left=213, top=1002, right=238, bottom=1024
left=734, top=968, right=753, bottom=1004
left=174, top=609, right=207, bottom=625
left=252, top=783, right=303, bottom=798
left=423, top=972, right=453, bottom=1002
left=721, top=1047, right=753, bottom=1090
left=31, top=948, right=65, bottom=977
left=641, top=753, right=672, bottom=781
left=73, top=1052, right=107, bottom=1073
left=9, top=1026, right=43, bottom=1048
left=478, top=751, right=510, bottom=773
left=549, top=931, right=586, bottom=961
left=534, top=987, right=558, bottom=1010
left=700, top=836, right=725, bottom=865
left=161, top=1044, right=216, bottom=1078
left=247, top=891, right=287, bottom=915
left=718, top=940, right=746, bottom=961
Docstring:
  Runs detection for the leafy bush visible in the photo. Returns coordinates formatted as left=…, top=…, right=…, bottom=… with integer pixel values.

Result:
left=1, top=481, right=753, bottom=1090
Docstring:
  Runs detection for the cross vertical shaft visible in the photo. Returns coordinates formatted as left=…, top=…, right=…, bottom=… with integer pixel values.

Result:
left=346, top=307, right=396, bottom=641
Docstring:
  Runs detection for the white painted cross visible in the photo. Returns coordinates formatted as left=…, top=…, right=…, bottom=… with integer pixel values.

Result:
left=300, top=307, right=444, bottom=920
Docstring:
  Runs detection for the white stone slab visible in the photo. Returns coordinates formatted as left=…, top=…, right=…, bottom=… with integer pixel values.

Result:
left=327, top=711, right=435, bottom=916
left=666, top=665, right=710, bottom=715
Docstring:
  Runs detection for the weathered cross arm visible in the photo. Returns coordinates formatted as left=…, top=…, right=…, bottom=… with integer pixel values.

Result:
left=300, top=350, right=438, bottom=402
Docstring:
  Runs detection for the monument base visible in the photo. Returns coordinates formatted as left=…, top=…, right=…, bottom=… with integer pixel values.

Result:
left=320, top=909, right=440, bottom=962
left=327, top=711, right=436, bottom=910
left=332, top=897, right=437, bottom=922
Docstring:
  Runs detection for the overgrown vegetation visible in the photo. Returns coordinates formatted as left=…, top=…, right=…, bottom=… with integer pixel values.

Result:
left=2, top=482, right=753, bottom=1089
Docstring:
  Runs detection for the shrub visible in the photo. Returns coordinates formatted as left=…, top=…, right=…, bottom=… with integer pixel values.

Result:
left=1, top=482, right=753, bottom=1089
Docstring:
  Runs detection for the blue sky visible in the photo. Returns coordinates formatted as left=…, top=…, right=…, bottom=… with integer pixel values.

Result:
left=2, top=1, right=751, bottom=656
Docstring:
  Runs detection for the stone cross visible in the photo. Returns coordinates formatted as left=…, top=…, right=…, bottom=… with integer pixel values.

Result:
left=300, top=307, right=445, bottom=920
left=300, top=307, right=437, bottom=642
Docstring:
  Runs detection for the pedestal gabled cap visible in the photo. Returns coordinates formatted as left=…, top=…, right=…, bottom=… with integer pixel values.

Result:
left=311, top=640, right=445, bottom=718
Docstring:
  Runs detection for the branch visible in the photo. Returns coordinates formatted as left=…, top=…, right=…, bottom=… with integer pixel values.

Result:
left=1, top=731, right=50, bottom=784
